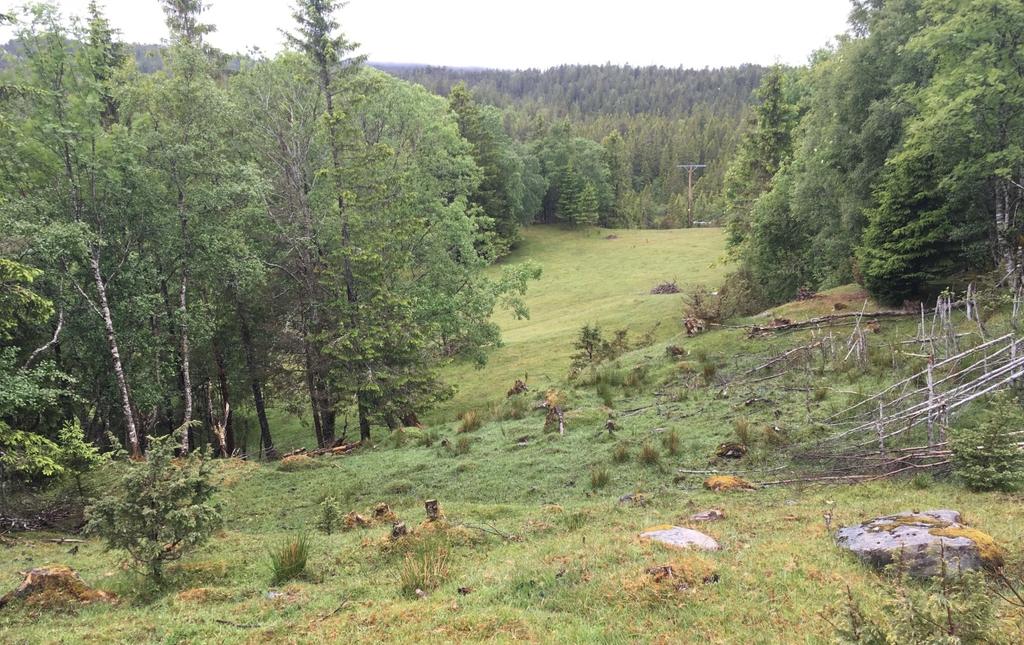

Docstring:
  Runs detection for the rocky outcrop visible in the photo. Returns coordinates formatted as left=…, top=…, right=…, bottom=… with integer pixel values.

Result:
left=835, top=510, right=1003, bottom=578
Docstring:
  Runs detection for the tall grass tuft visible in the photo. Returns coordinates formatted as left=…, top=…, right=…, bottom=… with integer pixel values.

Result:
left=662, top=429, right=681, bottom=456
left=590, top=466, right=610, bottom=489
left=458, top=410, right=482, bottom=433
left=270, top=533, right=309, bottom=584
left=398, top=544, right=450, bottom=597
left=612, top=443, right=631, bottom=464
left=639, top=442, right=660, bottom=465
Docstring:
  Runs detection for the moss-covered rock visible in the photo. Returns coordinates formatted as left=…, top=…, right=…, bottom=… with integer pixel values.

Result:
left=836, top=510, right=1003, bottom=577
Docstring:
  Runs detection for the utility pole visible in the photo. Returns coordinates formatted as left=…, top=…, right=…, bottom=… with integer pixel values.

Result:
left=678, top=163, right=706, bottom=227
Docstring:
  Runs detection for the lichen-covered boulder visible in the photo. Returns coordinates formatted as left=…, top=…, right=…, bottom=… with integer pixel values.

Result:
left=0, top=565, right=114, bottom=610
left=640, top=525, right=721, bottom=551
left=835, top=510, right=1003, bottom=578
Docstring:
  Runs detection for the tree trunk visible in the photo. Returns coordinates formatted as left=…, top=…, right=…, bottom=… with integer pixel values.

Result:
left=89, top=247, right=141, bottom=457
left=214, top=343, right=234, bottom=455
left=358, top=393, right=371, bottom=442
left=178, top=266, right=193, bottom=454
left=237, top=308, right=275, bottom=459
left=303, top=340, right=325, bottom=448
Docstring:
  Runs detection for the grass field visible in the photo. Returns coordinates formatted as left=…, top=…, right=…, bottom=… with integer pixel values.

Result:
left=436, top=225, right=729, bottom=421
left=3, top=228, right=1024, bottom=643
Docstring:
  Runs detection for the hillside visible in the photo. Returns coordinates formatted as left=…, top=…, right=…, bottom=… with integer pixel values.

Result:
left=436, top=225, right=728, bottom=421
left=4, top=229, right=1024, bottom=643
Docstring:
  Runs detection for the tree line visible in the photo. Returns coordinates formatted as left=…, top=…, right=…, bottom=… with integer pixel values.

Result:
left=722, top=0, right=1024, bottom=308
left=0, top=0, right=541, bottom=476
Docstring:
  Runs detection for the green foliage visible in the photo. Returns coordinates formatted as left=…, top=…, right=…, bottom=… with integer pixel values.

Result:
left=269, top=533, right=310, bottom=585
left=951, top=395, right=1024, bottom=492
left=453, top=436, right=472, bottom=456
left=316, top=496, right=343, bottom=535
left=589, top=466, right=610, bottom=490
left=84, top=432, right=221, bottom=580
left=836, top=571, right=1002, bottom=644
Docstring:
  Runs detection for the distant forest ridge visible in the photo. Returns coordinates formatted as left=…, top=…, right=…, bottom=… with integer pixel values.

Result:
left=373, top=62, right=769, bottom=118
left=3, top=41, right=768, bottom=120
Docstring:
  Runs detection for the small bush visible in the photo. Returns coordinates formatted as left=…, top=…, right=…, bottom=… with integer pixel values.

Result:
left=270, top=534, right=309, bottom=585
left=398, top=543, right=450, bottom=597
left=951, top=394, right=1024, bottom=491
left=84, top=431, right=221, bottom=581
left=662, top=430, right=680, bottom=456
left=590, top=466, right=610, bottom=489
left=612, top=443, right=630, bottom=464
left=458, top=410, right=482, bottom=433
left=454, top=436, right=472, bottom=455
left=683, top=285, right=727, bottom=323
left=639, top=443, right=660, bottom=465
left=316, top=496, right=343, bottom=535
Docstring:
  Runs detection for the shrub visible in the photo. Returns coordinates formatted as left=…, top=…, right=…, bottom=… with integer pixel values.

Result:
left=662, top=430, right=681, bottom=456
left=84, top=431, right=221, bottom=580
left=458, top=410, right=482, bottom=433
left=316, top=496, right=343, bottom=535
left=835, top=571, right=999, bottom=644
left=612, top=443, right=630, bottom=464
left=951, top=394, right=1024, bottom=492
left=683, top=285, right=726, bottom=323
left=270, top=533, right=309, bottom=584
left=398, top=543, right=450, bottom=597
left=639, top=443, right=660, bottom=465
left=590, top=466, right=610, bottom=489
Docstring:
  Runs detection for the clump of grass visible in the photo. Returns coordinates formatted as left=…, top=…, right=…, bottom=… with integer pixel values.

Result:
left=733, top=417, right=752, bottom=445
left=458, top=410, right=482, bottom=433
left=415, top=429, right=439, bottom=448
left=278, top=454, right=320, bottom=472
left=590, top=466, right=610, bottom=489
left=612, top=443, right=630, bottom=464
left=701, top=361, right=718, bottom=385
left=625, top=364, right=648, bottom=388
left=562, top=511, right=589, bottom=531
left=270, top=534, right=309, bottom=584
left=910, top=473, right=933, bottom=490
left=639, top=443, right=660, bottom=465
left=596, top=381, right=615, bottom=407
left=493, top=394, right=531, bottom=420
left=454, top=436, right=472, bottom=455
left=398, top=544, right=450, bottom=598
left=813, top=387, right=829, bottom=402
left=387, top=479, right=414, bottom=494
left=662, top=429, right=680, bottom=456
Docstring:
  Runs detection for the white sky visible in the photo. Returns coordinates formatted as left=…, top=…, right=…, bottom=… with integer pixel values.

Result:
left=2, top=0, right=853, bottom=69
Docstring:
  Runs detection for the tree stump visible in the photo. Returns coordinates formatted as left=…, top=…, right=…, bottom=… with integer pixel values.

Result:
left=391, top=522, right=408, bottom=539
left=424, top=499, right=441, bottom=521
left=0, top=566, right=113, bottom=610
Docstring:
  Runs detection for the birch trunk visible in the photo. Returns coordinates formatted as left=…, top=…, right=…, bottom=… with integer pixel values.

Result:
left=89, top=247, right=141, bottom=457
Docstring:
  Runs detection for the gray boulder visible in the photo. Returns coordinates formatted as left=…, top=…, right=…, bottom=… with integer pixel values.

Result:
left=835, top=510, right=1003, bottom=578
left=641, top=525, right=720, bottom=551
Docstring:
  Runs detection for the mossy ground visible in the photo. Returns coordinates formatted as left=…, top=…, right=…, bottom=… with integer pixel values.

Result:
left=3, top=227, right=1024, bottom=643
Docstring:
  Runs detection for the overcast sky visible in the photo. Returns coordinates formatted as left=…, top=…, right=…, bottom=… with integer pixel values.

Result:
left=2, top=0, right=853, bottom=69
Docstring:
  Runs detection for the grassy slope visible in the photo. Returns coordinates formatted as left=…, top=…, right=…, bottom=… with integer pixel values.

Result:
left=3, top=231, right=1024, bottom=643
left=437, top=225, right=728, bottom=421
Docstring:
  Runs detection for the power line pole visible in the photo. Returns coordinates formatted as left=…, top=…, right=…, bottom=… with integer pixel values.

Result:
left=678, top=163, right=706, bottom=227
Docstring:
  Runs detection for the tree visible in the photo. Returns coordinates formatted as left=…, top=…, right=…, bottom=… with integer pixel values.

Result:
left=85, top=431, right=221, bottom=580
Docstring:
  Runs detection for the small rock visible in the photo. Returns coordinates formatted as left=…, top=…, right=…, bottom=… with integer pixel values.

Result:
left=835, top=510, right=1004, bottom=578
left=640, top=525, right=720, bottom=551
left=689, top=509, right=725, bottom=522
